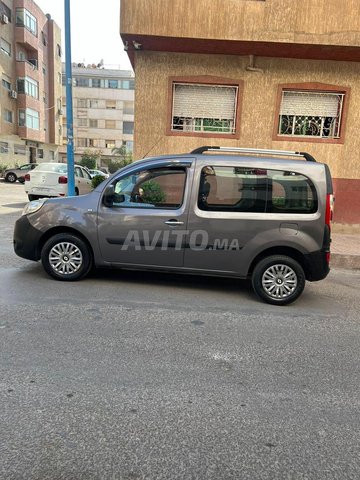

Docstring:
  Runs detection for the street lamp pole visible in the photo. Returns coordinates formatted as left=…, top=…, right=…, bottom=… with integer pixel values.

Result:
left=64, top=0, right=75, bottom=196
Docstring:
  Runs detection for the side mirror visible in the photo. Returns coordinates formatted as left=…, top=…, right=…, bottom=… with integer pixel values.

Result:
left=103, top=185, right=115, bottom=207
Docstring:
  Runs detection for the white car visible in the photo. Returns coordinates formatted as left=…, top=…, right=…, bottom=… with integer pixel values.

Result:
left=24, top=163, right=93, bottom=201
left=88, top=169, right=109, bottom=179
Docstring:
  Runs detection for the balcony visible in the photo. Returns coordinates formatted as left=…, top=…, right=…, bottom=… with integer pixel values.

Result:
left=16, top=59, right=39, bottom=79
left=15, top=25, right=39, bottom=51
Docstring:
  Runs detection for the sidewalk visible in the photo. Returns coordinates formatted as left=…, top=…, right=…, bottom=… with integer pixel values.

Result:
left=331, top=225, right=360, bottom=270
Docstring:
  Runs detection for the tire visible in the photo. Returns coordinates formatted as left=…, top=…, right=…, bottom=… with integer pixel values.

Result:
left=251, top=255, right=305, bottom=306
left=5, top=172, right=17, bottom=183
left=28, top=194, right=40, bottom=201
left=41, top=233, right=93, bottom=281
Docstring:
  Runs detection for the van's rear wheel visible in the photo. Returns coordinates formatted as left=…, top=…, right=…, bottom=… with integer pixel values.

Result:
left=41, top=233, right=92, bottom=281
left=252, top=255, right=305, bottom=305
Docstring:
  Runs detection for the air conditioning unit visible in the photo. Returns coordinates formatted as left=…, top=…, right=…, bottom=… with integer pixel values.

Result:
left=1, top=14, right=9, bottom=24
left=9, top=90, right=17, bottom=99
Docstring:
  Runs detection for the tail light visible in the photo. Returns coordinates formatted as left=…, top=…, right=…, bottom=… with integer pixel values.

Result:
left=325, top=194, right=334, bottom=226
left=24, top=174, right=30, bottom=181
left=58, top=176, right=68, bottom=184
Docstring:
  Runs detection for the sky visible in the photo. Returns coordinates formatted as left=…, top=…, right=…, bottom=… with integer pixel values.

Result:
left=34, top=0, right=133, bottom=71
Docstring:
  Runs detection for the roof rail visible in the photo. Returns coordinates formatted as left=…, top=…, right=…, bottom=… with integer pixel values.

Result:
left=190, top=146, right=316, bottom=162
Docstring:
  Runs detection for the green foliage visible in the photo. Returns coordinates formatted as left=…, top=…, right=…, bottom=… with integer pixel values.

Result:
left=91, top=174, right=106, bottom=189
left=107, top=157, right=132, bottom=174
left=0, top=164, right=9, bottom=176
left=108, top=146, right=133, bottom=174
left=79, top=149, right=102, bottom=170
left=141, top=180, right=166, bottom=204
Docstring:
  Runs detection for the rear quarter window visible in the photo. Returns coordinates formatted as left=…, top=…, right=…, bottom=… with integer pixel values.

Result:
left=268, top=170, right=317, bottom=213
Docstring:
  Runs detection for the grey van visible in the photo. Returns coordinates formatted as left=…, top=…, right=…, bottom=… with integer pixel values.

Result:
left=13, top=146, right=334, bottom=305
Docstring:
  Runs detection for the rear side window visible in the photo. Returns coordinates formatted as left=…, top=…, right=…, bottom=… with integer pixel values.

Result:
left=198, top=166, right=317, bottom=214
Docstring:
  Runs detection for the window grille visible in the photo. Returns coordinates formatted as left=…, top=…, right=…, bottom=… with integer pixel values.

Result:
left=172, top=83, right=238, bottom=134
left=279, top=91, right=344, bottom=139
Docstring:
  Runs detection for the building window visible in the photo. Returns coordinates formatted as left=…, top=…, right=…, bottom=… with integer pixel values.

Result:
left=37, top=148, right=44, bottom=159
left=121, top=80, right=130, bottom=89
left=105, top=140, right=115, bottom=149
left=126, top=141, right=134, bottom=152
left=89, top=139, right=101, bottom=147
left=0, top=1, right=12, bottom=22
left=89, top=119, right=98, bottom=128
left=4, top=109, right=13, bottom=123
left=41, top=31, right=47, bottom=46
left=0, top=141, right=9, bottom=153
left=14, top=144, right=26, bottom=155
left=16, top=8, right=37, bottom=36
left=56, top=44, right=61, bottom=57
left=105, top=120, right=116, bottom=129
left=42, top=64, right=46, bottom=75
left=123, top=121, right=134, bottom=135
left=278, top=90, right=345, bottom=139
left=0, top=37, right=11, bottom=56
left=108, top=79, right=118, bottom=89
left=123, top=101, right=134, bottom=115
left=274, top=83, right=350, bottom=143
left=77, top=138, right=88, bottom=148
left=17, top=76, right=39, bottom=99
left=91, top=78, right=101, bottom=88
left=2, top=78, right=11, bottom=90
left=50, top=150, right=55, bottom=160
left=75, top=77, right=90, bottom=87
left=89, top=99, right=98, bottom=108
left=77, top=99, right=87, bottom=108
left=18, top=108, right=40, bottom=130
left=78, top=118, right=88, bottom=127
left=171, top=82, right=238, bottom=135
left=106, top=100, right=116, bottom=109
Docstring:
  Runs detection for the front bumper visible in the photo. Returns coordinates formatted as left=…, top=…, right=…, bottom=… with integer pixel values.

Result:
left=13, top=215, right=43, bottom=261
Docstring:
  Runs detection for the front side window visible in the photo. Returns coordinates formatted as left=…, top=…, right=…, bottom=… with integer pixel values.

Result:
left=16, top=8, right=37, bottom=36
left=18, top=108, right=39, bottom=130
left=111, top=167, right=187, bottom=209
left=171, top=83, right=238, bottom=135
left=278, top=90, right=345, bottom=139
left=198, top=166, right=317, bottom=214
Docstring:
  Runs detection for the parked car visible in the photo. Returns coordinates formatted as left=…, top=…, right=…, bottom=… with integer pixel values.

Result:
left=24, top=163, right=93, bottom=201
left=2, top=163, right=38, bottom=183
left=14, top=146, right=334, bottom=305
left=88, top=169, right=109, bottom=179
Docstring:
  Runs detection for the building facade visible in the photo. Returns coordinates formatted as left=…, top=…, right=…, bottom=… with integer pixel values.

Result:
left=59, top=64, right=135, bottom=167
left=0, top=0, right=62, bottom=167
left=120, top=0, right=360, bottom=225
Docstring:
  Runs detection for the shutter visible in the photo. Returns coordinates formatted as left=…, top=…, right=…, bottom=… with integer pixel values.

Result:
left=280, top=91, right=340, bottom=117
left=173, top=84, right=237, bottom=120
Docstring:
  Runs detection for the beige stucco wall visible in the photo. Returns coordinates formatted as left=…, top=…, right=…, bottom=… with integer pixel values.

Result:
left=133, top=51, right=360, bottom=180
left=121, top=0, right=360, bottom=47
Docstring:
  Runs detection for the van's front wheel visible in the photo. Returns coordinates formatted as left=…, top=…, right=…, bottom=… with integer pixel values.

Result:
left=41, top=233, right=92, bottom=281
left=252, top=255, right=305, bottom=305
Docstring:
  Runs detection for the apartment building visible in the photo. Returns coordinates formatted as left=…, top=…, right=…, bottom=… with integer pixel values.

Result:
left=120, top=0, right=360, bottom=225
left=59, top=64, right=135, bottom=166
left=0, top=0, right=62, bottom=167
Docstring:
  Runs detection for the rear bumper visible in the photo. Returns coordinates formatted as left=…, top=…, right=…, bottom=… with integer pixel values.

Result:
left=13, top=215, right=42, bottom=261
left=303, top=249, right=330, bottom=281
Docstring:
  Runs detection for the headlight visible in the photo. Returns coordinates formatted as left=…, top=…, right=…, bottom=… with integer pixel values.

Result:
left=22, top=198, right=47, bottom=216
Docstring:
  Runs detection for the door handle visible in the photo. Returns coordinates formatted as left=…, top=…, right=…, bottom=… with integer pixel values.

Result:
left=164, top=219, right=184, bottom=226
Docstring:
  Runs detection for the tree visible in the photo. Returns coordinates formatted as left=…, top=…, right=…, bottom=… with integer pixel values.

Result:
left=79, top=149, right=102, bottom=170
left=107, top=146, right=133, bottom=174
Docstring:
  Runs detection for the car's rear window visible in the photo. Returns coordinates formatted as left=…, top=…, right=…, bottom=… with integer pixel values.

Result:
left=34, top=163, right=68, bottom=174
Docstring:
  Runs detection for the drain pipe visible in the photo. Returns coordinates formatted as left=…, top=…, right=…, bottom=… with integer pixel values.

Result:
left=246, top=54, right=264, bottom=73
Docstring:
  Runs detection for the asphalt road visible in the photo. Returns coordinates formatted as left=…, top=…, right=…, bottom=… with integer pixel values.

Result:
left=1, top=181, right=360, bottom=480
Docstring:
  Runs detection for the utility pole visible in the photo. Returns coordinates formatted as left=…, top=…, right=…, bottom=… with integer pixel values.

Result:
left=64, top=0, right=75, bottom=196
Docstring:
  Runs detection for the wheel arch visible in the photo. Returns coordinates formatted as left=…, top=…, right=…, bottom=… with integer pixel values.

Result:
left=38, top=227, right=94, bottom=262
left=247, top=246, right=308, bottom=278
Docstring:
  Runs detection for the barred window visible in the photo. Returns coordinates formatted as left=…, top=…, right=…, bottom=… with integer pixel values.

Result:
left=172, top=83, right=238, bottom=135
left=278, top=90, right=344, bottom=139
